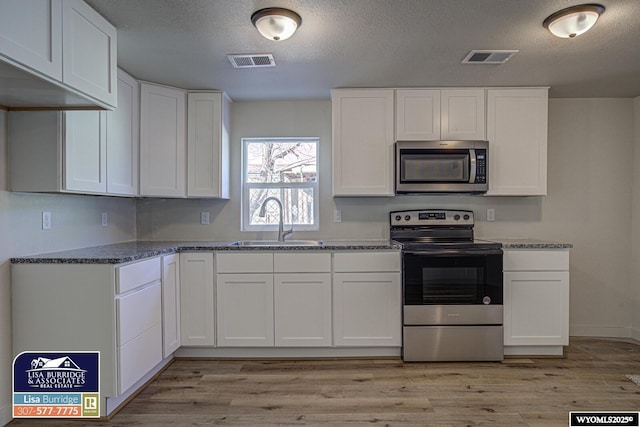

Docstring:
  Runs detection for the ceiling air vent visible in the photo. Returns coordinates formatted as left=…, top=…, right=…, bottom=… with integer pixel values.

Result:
left=227, top=54, right=276, bottom=68
left=462, top=50, right=519, bottom=64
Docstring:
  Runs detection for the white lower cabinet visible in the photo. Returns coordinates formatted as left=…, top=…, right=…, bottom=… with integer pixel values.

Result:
left=217, top=273, right=274, bottom=347
left=333, top=252, right=402, bottom=347
left=116, top=281, right=162, bottom=395
left=179, top=252, right=215, bottom=346
left=503, top=249, right=570, bottom=356
left=12, top=255, right=167, bottom=416
left=162, top=254, right=181, bottom=356
left=274, top=273, right=332, bottom=347
left=216, top=252, right=332, bottom=347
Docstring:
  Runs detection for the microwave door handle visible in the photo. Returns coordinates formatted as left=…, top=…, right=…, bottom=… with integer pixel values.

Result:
left=469, top=149, right=477, bottom=184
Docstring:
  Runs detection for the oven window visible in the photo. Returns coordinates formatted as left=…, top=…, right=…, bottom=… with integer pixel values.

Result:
left=403, top=253, right=503, bottom=305
left=419, top=266, right=481, bottom=303
left=400, top=153, right=469, bottom=182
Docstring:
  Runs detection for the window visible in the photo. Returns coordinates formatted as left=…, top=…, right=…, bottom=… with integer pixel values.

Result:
left=242, top=137, right=319, bottom=231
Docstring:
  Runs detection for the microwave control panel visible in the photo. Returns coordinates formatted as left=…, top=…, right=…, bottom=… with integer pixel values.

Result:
left=475, top=150, right=487, bottom=183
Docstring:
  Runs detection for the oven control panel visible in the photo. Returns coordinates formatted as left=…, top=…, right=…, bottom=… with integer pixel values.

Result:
left=390, top=209, right=474, bottom=227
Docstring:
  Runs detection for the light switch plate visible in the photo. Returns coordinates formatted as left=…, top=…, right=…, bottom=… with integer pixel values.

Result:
left=42, top=211, right=51, bottom=230
left=200, top=212, right=210, bottom=225
left=487, top=208, right=495, bottom=222
left=333, top=210, right=342, bottom=222
left=101, top=212, right=108, bottom=227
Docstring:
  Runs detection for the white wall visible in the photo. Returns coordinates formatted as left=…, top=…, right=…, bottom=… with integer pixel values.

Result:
left=137, top=98, right=636, bottom=339
left=0, top=110, right=138, bottom=425
left=632, top=96, right=640, bottom=340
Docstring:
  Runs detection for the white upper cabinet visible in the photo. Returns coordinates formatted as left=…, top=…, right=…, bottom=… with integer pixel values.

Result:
left=0, top=0, right=117, bottom=109
left=395, top=89, right=440, bottom=140
left=139, top=82, right=187, bottom=198
left=486, top=88, right=548, bottom=196
left=9, top=110, right=108, bottom=195
left=332, top=89, right=395, bottom=197
left=187, top=92, right=231, bottom=199
left=64, top=110, right=107, bottom=193
left=440, top=89, right=485, bottom=140
left=0, top=0, right=62, bottom=81
left=61, top=0, right=117, bottom=107
left=395, top=89, right=485, bottom=141
left=106, top=68, right=139, bottom=196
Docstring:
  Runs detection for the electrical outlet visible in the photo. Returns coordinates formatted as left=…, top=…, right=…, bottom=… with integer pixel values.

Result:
left=101, top=212, right=108, bottom=227
left=200, top=211, right=210, bottom=225
left=42, top=211, right=51, bottom=230
left=487, top=208, right=495, bottom=222
left=333, top=209, right=342, bottom=223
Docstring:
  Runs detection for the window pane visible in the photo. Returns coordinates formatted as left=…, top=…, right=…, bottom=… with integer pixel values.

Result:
left=249, top=187, right=315, bottom=226
left=246, top=141, right=317, bottom=184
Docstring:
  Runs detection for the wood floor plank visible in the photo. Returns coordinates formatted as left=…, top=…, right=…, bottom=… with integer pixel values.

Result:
left=8, top=337, right=640, bottom=427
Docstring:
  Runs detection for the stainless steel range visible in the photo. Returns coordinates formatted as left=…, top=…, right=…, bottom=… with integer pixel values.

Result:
left=390, top=209, right=504, bottom=362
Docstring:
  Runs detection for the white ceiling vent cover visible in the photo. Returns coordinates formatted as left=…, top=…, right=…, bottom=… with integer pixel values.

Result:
left=462, top=50, right=519, bottom=64
left=227, top=54, right=275, bottom=68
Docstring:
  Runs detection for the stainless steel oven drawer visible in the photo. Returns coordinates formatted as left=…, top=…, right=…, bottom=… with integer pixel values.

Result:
left=404, top=304, right=503, bottom=325
left=403, top=325, right=504, bottom=362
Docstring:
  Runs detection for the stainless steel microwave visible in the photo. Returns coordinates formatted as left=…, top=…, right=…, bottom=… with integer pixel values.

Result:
left=395, top=140, right=488, bottom=194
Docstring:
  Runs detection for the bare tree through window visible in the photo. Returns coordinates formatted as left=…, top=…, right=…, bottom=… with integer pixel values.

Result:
left=243, top=138, right=318, bottom=231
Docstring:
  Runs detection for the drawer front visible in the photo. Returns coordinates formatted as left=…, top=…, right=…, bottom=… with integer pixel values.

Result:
left=274, top=253, right=331, bottom=273
left=118, top=322, right=162, bottom=394
left=333, top=252, right=401, bottom=272
left=503, top=249, right=569, bottom=271
left=216, top=252, right=273, bottom=273
left=117, top=282, right=162, bottom=346
left=117, top=256, right=162, bottom=294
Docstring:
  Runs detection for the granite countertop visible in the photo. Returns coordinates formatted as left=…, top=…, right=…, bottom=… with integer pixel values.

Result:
left=11, top=240, right=402, bottom=264
left=483, top=238, right=573, bottom=249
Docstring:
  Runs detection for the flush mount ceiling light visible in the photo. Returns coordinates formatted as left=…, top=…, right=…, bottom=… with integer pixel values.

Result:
left=543, top=3, right=605, bottom=38
left=251, top=7, right=302, bottom=41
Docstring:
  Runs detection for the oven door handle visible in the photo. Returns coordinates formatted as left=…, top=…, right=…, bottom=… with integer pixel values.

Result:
left=403, top=249, right=503, bottom=256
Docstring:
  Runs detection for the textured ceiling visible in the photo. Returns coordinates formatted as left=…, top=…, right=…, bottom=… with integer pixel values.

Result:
left=85, top=0, right=640, bottom=100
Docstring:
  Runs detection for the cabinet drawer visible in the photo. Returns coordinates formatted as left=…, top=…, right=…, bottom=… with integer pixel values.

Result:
left=274, top=253, right=331, bottom=273
left=117, top=257, right=161, bottom=294
left=118, top=322, right=162, bottom=394
left=333, top=252, right=401, bottom=272
left=216, top=252, right=273, bottom=273
left=503, top=250, right=569, bottom=271
left=117, top=282, right=162, bottom=346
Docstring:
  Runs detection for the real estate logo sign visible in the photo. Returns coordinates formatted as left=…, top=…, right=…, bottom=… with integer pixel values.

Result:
left=12, top=351, right=100, bottom=418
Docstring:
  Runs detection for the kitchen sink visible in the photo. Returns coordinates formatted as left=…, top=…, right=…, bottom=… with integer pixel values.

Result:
left=229, top=240, right=324, bottom=247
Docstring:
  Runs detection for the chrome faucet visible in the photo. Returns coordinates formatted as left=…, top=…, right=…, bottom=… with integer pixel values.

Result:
left=258, top=197, right=293, bottom=242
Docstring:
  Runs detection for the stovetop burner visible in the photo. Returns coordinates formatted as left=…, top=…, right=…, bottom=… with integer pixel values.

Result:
left=390, top=209, right=501, bottom=251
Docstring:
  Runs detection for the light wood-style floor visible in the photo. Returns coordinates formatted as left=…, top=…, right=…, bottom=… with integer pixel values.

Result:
left=9, top=338, right=640, bottom=426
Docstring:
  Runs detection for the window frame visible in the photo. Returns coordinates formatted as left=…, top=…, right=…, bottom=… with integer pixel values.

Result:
left=241, top=137, right=319, bottom=232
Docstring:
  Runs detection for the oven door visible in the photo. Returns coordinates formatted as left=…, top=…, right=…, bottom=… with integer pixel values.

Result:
left=403, top=249, right=503, bottom=306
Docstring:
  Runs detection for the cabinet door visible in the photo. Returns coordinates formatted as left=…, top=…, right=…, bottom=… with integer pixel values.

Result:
left=274, top=273, right=332, bottom=346
left=162, top=254, right=181, bottom=357
left=441, top=89, right=485, bottom=140
left=187, top=92, right=230, bottom=198
left=64, top=110, right=107, bottom=193
left=179, top=253, right=214, bottom=346
left=216, top=273, right=274, bottom=347
left=0, top=0, right=62, bottom=80
left=333, top=272, right=401, bottom=346
left=486, top=88, right=548, bottom=195
left=106, top=68, right=139, bottom=196
left=61, top=0, right=116, bottom=107
left=504, top=271, right=569, bottom=346
left=139, top=83, right=187, bottom=197
left=332, top=89, right=395, bottom=196
left=116, top=281, right=162, bottom=395
left=395, top=89, right=440, bottom=140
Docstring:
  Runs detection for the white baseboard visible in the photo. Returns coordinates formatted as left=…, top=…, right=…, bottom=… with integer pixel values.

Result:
left=630, top=326, right=640, bottom=342
left=569, top=324, right=631, bottom=338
